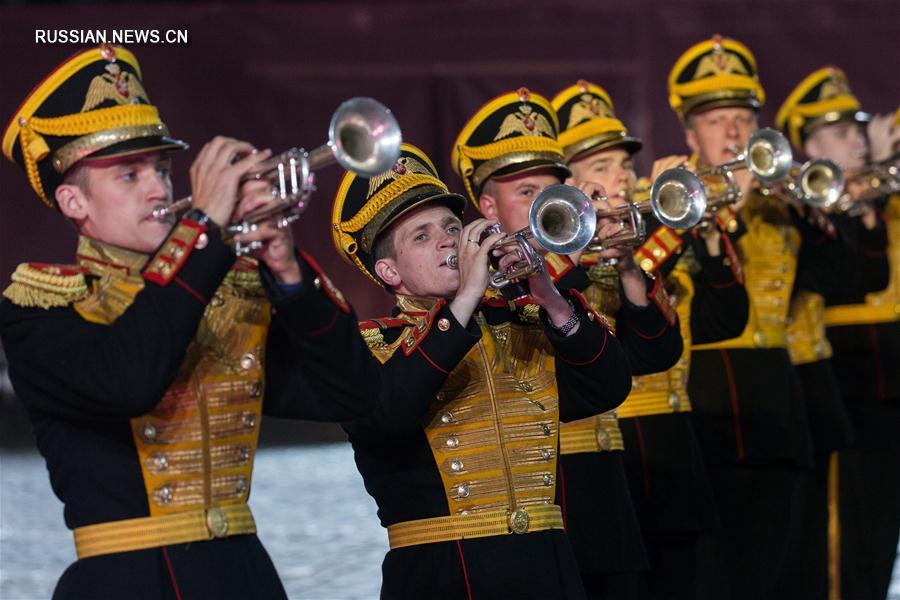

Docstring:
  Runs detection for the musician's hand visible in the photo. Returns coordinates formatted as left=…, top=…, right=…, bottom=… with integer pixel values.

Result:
left=189, top=137, right=272, bottom=228
left=868, top=113, right=900, bottom=163
left=232, top=179, right=301, bottom=284
left=449, top=218, right=502, bottom=326
left=651, top=155, right=692, bottom=181
left=526, top=269, right=580, bottom=335
left=564, top=179, right=607, bottom=265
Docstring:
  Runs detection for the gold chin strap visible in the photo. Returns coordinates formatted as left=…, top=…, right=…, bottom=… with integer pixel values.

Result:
left=18, top=104, right=162, bottom=207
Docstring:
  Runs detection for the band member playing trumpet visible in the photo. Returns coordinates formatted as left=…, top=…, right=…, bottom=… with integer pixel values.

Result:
left=551, top=80, right=749, bottom=600
left=0, top=45, right=381, bottom=599
left=449, top=86, right=681, bottom=599
left=666, top=35, right=844, bottom=599
left=777, top=66, right=899, bottom=600
left=333, top=143, right=632, bottom=598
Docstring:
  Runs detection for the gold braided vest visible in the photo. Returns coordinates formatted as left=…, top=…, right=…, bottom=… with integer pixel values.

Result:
left=74, top=237, right=268, bottom=516
left=694, top=193, right=799, bottom=351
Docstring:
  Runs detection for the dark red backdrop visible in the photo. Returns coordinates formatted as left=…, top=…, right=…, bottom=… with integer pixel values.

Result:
left=2, top=1, right=898, bottom=318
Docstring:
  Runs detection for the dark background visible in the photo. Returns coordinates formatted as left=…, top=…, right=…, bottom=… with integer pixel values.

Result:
left=2, top=0, right=899, bottom=319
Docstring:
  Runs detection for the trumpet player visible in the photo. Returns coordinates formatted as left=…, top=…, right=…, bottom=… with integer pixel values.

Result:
left=551, top=80, right=749, bottom=600
left=451, top=85, right=681, bottom=599
left=0, top=45, right=382, bottom=599
left=333, top=143, right=632, bottom=598
left=777, top=66, right=899, bottom=600
left=666, top=35, right=846, bottom=599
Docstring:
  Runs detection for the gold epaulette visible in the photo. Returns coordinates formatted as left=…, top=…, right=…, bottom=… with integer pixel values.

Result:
left=358, top=316, right=416, bottom=364
left=2, top=262, right=89, bottom=309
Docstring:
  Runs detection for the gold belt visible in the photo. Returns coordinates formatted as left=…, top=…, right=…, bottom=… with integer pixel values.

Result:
left=559, top=415, right=623, bottom=454
left=73, top=503, right=256, bottom=559
left=616, top=389, right=692, bottom=419
left=824, top=302, right=900, bottom=327
left=387, top=504, right=563, bottom=549
left=693, top=327, right=787, bottom=351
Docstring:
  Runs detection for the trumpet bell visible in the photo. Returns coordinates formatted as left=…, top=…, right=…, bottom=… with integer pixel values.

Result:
left=649, top=168, right=708, bottom=229
left=328, top=97, right=402, bottom=176
left=798, top=159, right=844, bottom=208
left=529, top=184, right=598, bottom=255
left=745, top=128, right=793, bottom=184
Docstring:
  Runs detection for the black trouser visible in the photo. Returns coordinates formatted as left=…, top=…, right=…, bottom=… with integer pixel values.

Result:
left=693, top=464, right=806, bottom=600
left=636, top=531, right=699, bottom=600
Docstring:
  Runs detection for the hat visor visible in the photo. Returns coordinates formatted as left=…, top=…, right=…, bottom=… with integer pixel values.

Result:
left=569, top=135, right=643, bottom=163
left=378, top=191, right=467, bottom=237
left=489, top=159, right=571, bottom=185
left=80, top=136, right=189, bottom=164
left=686, top=96, right=762, bottom=118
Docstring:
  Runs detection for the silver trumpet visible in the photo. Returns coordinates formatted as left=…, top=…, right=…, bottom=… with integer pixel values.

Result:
left=152, top=97, right=402, bottom=254
left=776, top=159, right=845, bottom=209
left=587, top=171, right=709, bottom=250
left=651, top=128, right=794, bottom=215
left=446, top=184, right=597, bottom=290
left=830, top=154, right=900, bottom=215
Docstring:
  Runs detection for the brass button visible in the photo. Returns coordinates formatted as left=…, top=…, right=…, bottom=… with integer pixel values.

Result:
left=541, top=448, right=552, bottom=460
left=450, top=459, right=464, bottom=472
left=211, top=294, right=225, bottom=307
left=240, top=353, right=257, bottom=370
left=456, top=484, right=470, bottom=498
left=640, top=258, right=654, bottom=272
left=652, top=248, right=665, bottom=259
left=235, top=477, right=247, bottom=494
left=242, top=412, right=257, bottom=429
left=169, top=245, right=185, bottom=260
left=668, top=391, right=681, bottom=411
left=238, top=446, right=251, bottom=463
left=150, top=453, right=169, bottom=472
left=596, top=428, right=612, bottom=451
left=249, top=382, right=261, bottom=397
left=541, top=423, right=552, bottom=436
left=141, top=422, right=158, bottom=442
left=155, top=484, right=174, bottom=505
left=542, top=474, right=553, bottom=486
left=195, top=233, right=209, bottom=250
left=726, top=219, right=738, bottom=233
left=446, top=435, right=460, bottom=449
left=313, top=276, right=322, bottom=290
left=437, top=318, right=450, bottom=332
left=508, top=507, right=530, bottom=534
left=772, top=279, right=784, bottom=290
left=440, top=411, right=454, bottom=424
left=519, top=381, right=533, bottom=393
left=632, top=378, right=642, bottom=389
left=206, top=507, right=229, bottom=538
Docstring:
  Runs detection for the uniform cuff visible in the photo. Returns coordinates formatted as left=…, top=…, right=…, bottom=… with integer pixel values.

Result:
left=542, top=289, right=612, bottom=365
left=264, top=251, right=351, bottom=336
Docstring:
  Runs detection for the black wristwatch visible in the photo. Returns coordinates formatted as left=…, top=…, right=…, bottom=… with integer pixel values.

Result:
left=184, top=208, right=220, bottom=233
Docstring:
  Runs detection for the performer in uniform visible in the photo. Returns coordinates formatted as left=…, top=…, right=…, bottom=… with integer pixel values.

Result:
left=332, top=140, right=633, bottom=599
left=0, top=45, right=379, bottom=599
left=551, top=80, right=749, bottom=600
left=666, top=35, right=822, bottom=599
left=777, top=66, right=899, bottom=600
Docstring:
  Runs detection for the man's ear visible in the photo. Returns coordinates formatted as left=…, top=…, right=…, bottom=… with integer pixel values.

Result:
left=684, top=126, right=700, bottom=156
left=479, top=192, right=498, bottom=220
left=374, top=258, right=401, bottom=289
left=55, top=184, right=89, bottom=221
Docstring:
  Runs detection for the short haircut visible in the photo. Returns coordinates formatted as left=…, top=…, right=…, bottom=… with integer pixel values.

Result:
left=61, top=162, right=91, bottom=192
left=372, top=225, right=398, bottom=288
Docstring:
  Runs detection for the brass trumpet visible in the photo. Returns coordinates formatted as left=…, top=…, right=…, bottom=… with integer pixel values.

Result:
left=829, top=154, right=900, bottom=215
left=446, top=184, right=597, bottom=291
left=587, top=171, right=709, bottom=250
left=650, top=128, right=794, bottom=215
left=152, top=97, right=402, bottom=254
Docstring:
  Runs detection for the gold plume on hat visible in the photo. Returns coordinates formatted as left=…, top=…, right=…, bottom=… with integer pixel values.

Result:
left=81, top=63, right=149, bottom=112
left=366, top=154, right=432, bottom=196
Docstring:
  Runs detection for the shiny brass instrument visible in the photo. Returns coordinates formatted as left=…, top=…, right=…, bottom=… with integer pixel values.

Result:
left=587, top=170, right=709, bottom=250
left=152, top=97, right=402, bottom=254
left=446, top=184, right=597, bottom=289
left=830, top=154, right=900, bottom=215
left=650, top=128, right=794, bottom=218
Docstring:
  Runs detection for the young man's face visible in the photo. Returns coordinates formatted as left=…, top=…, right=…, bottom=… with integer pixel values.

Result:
left=374, top=204, right=462, bottom=298
left=478, top=168, right=562, bottom=237
left=685, top=107, right=758, bottom=167
left=803, top=121, right=867, bottom=171
left=568, top=147, right=637, bottom=199
left=57, top=151, right=174, bottom=254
